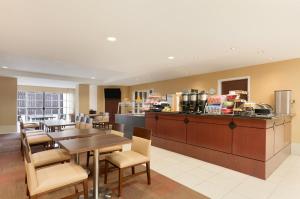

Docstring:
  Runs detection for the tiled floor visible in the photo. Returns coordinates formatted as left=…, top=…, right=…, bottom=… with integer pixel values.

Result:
left=150, top=146, right=300, bottom=199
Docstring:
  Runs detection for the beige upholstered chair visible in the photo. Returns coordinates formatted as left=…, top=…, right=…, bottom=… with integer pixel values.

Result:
left=20, top=129, right=52, bottom=154
left=75, top=115, right=81, bottom=129
left=104, top=127, right=152, bottom=197
left=20, top=121, right=40, bottom=131
left=86, top=123, right=125, bottom=167
left=93, top=114, right=110, bottom=128
left=85, top=117, right=93, bottom=129
left=23, top=137, right=71, bottom=168
left=78, top=117, right=93, bottom=129
left=23, top=144, right=88, bottom=199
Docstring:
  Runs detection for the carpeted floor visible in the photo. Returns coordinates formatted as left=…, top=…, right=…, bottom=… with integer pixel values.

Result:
left=0, top=133, right=209, bottom=199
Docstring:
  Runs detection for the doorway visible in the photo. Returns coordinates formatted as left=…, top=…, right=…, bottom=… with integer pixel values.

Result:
left=104, top=88, right=121, bottom=123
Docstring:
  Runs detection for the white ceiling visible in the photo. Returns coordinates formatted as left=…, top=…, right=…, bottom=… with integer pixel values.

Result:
left=0, top=0, right=300, bottom=86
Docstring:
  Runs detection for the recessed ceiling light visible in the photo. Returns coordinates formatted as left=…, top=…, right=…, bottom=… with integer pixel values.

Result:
left=1, top=66, right=8, bottom=69
left=91, top=77, right=96, bottom=79
left=107, top=37, right=117, bottom=42
left=168, top=56, right=175, bottom=60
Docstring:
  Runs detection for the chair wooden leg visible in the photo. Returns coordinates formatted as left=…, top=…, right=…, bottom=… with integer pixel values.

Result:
left=74, top=185, right=79, bottom=199
left=83, top=179, right=89, bottom=199
left=104, top=160, right=108, bottom=184
left=118, top=168, right=123, bottom=197
left=86, top=151, right=90, bottom=168
left=26, top=186, right=29, bottom=196
left=131, top=166, right=135, bottom=175
left=20, top=139, right=23, bottom=153
left=146, top=162, right=151, bottom=185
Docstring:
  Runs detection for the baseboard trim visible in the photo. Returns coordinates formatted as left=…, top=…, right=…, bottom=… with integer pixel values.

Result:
left=291, top=143, right=300, bottom=155
left=0, top=125, right=17, bottom=134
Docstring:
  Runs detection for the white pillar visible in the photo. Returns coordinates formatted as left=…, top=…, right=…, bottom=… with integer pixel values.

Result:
left=75, top=84, right=80, bottom=115
left=89, top=85, right=98, bottom=111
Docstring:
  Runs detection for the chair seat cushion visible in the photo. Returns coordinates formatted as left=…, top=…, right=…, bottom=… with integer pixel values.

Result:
left=99, top=145, right=122, bottom=153
left=24, top=123, right=39, bottom=129
left=106, top=151, right=149, bottom=168
left=33, top=163, right=88, bottom=195
left=27, top=134, right=51, bottom=145
left=32, top=149, right=71, bottom=167
left=25, top=130, right=45, bottom=137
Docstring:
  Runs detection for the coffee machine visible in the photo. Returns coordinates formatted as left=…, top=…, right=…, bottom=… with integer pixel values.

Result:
left=181, top=91, right=190, bottom=113
left=198, top=91, right=208, bottom=113
left=180, top=89, right=199, bottom=113
left=189, top=89, right=198, bottom=113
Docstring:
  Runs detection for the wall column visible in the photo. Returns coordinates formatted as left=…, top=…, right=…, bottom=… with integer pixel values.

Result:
left=97, top=86, right=105, bottom=112
left=89, top=85, right=97, bottom=111
left=0, top=76, right=17, bottom=134
left=78, top=84, right=90, bottom=114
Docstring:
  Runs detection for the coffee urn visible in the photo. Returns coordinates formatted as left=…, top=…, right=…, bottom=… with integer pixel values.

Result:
left=189, top=90, right=198, bottom=112
left=181, top=92, right=190, bottom=113
left=198, top=91, right=208, bottom=113
left=275, top=90, right=294, bottom=115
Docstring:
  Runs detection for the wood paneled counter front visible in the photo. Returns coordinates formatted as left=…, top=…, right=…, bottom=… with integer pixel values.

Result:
left=146, top=112, right=292, bottom=179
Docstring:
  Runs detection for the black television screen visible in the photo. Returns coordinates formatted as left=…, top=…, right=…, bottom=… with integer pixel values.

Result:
left=104, top=88, right=121, bottom=99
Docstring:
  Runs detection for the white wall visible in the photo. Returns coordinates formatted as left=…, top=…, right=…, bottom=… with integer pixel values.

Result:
left=89, top=85, right=97, bottom=111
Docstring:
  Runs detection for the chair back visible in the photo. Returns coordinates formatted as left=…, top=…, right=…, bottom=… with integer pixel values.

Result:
left=20, top=121, right=25, bottom=130
left=94, top=115, right=103, bottom=122
left=75, top=116, right=81, bottom=129
left=23, top=137, right=38, bottom=194
left=132, top=127, right=152, bottom=157
left=69, top=113, right=75, bottom=122
left=80, top=117, right=85, bottom=122
left=59, top=114, right=66, bottom=120
left=20, top=129, right=26, bottom=140
left=78, top=117, right=93, bottom=129
left=86, top=117, right=93, bottom=124
left=22, top=137, right=33, bottom=163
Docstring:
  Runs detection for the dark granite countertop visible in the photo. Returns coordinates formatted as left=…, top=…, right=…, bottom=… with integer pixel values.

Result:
left=145, top=111, right=294, bottom=120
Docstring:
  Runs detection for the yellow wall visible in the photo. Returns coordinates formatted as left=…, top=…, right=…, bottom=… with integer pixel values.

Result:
left=0, top=76, right=17, bottom=134
left=78, top=84, right=89, bottom=114
left=97, top=86, right=105, bottom=112
left=130, top=58, right=300, bottom=143
left=97, top=86, right=130, bottom=112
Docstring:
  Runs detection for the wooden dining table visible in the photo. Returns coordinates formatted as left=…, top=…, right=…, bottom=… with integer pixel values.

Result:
left=48, top=128, right=109, bottom=164
left=47, top=128, right=108, bottom=141
left=41, top=119, right=76, bottom=132
left=30, top=115, right=56, bottom=121
left=58, top=133, right=131, bottom=199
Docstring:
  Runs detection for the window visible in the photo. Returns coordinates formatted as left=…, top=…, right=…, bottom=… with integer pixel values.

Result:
left=44, top=92, right=63, bottom=115
left=17, top=91, right=74, bottom=120
left=63, top=93, right=74, bottom=116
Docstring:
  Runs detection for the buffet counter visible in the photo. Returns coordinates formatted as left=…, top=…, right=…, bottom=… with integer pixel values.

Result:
left=145, top=112, right=292, bottom=179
